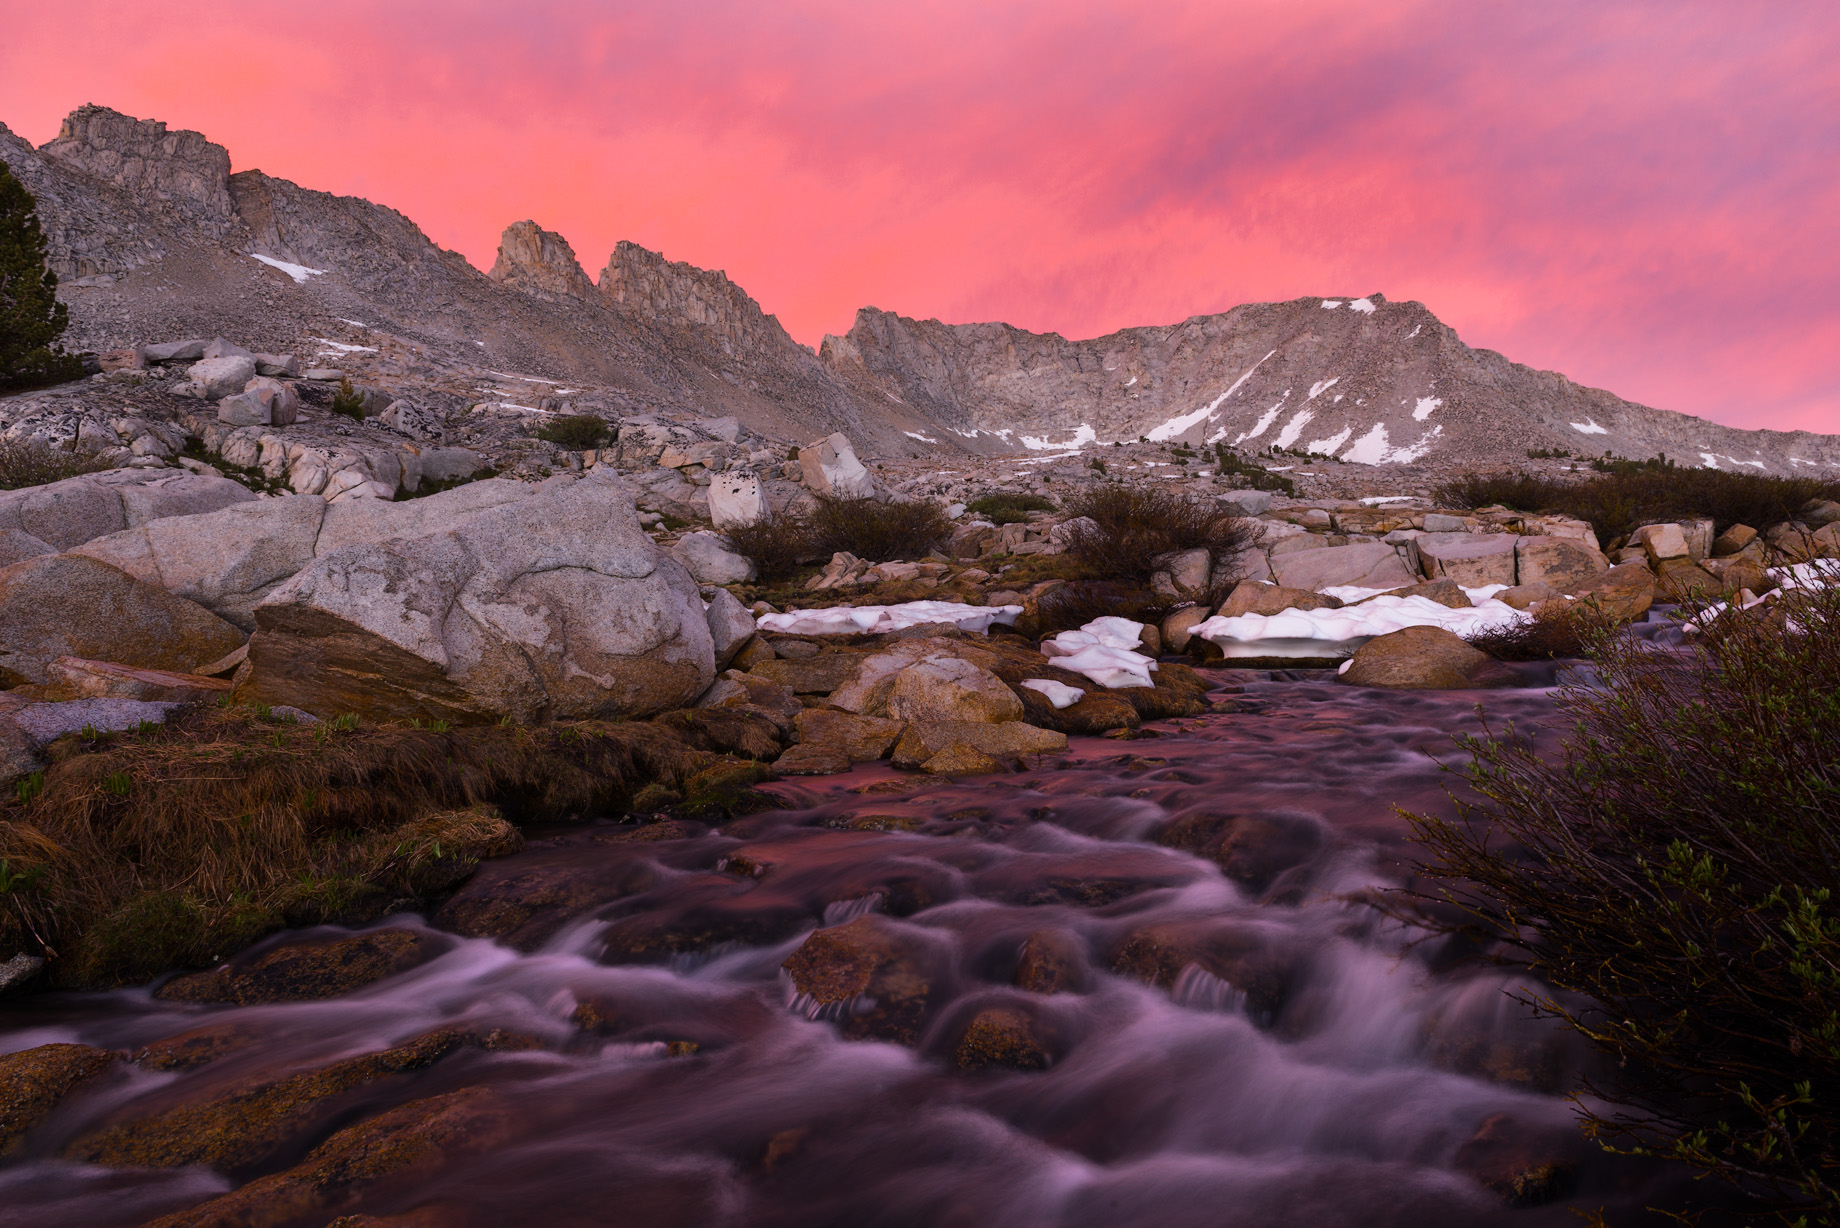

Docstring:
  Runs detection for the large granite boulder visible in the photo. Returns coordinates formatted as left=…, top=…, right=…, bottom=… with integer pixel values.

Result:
left=1339, top=626, right=1499, bottom=690
left=1414, top=532, right=1519, bottom=587
left=1514, top=535, right=1608, bottom=590
left=798, top=432, right=875, bottom=499
left=1269, top=542, right=1415, bottom=592
left=236, top=468, right=716, bottom=723
left=72, top=481, right=538, bottom=629
left=0, top=555, right=245, bottom=685
left=0, top=468, right=254, bottom=550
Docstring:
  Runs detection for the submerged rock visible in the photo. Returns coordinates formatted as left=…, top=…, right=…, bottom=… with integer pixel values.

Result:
left=0, top=1043, right=118, bottom=1154
left=154, top=929, right=441, bottom=1006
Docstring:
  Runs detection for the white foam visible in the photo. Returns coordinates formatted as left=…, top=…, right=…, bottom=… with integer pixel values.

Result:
left=756, top=601, right=1022, bottom=636
left=251, top=253, right=327, bottom=283
left=1021, top=678, right=1086, bottom=708
left=1570, top=418, right=1608, bottom=435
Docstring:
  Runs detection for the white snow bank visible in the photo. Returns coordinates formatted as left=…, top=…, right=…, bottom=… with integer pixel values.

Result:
left=1349, top=297, right=1376, bottom=314
left=756, top=601, right=1023, bottom=636
left=312, top=337, right=377, bottom=354
left=1358, top=496, right=1417, bottom=505
left=1570, top=418, right=1609, bottom=435
left=1021, top=678, right=1086, bottom=708
left=1195, top=594, right=1527, bottom=655
left=1041, top=616, right=1160, bottom=689
left=251, top=253, right=327, bottom=283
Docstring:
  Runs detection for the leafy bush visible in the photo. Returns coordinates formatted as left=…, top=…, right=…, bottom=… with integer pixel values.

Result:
left=1061, top=485, right=1256, bottom=582
left=0, top=437, right=111, bottom=490
left=1463, top=599, right=1622, bottom=661
left=967, top=492, right=1056, bottom=524
left=535, top=413, right=612, bottom=450
left=0, top=162, right=85, bottom=392
left=1407, top=581, right=1840, bottom=1223
left=1434, top=467, right=1840, bottom=546
left=330, top=376, right=366, bottom=421
left=806, top=496, right=952, bottom=563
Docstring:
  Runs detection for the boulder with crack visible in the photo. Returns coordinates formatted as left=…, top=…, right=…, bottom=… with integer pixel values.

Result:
left=236, top=468, right=716, bottom=723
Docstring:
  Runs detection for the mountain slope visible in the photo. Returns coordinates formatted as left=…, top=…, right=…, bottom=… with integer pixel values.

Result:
left=821, top=295, right=1840, bottom=472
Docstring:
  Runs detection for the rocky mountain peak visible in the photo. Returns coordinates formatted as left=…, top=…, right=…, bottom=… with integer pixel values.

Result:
left=598, top=240, right=802, bottom=360
left=487, top=220, right=596, bottom=302
left=39, top=105, right=235, bottom=239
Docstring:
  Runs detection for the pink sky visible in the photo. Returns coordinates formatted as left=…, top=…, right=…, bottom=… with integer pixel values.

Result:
left=2, top=1, right=1835, bottom=432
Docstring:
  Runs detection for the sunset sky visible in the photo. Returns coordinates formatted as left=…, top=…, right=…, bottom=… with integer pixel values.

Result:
left=2, top=1, right=1834, bottom=433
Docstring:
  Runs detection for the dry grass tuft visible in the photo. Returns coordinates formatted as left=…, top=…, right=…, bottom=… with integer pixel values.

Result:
left=0, top=707, right=722, bottom=987
left=0, top=437, right=112, bottom=491
left=1464, top=600, right=1622, bottom=661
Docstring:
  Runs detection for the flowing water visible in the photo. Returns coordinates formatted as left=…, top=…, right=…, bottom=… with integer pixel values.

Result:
left=0, top=669, right=1696, bottom=1227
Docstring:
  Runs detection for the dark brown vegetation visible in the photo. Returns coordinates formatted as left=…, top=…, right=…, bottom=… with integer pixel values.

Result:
left=1408, top=581, right=1840, bottom=1224
left=1434, top=465, right=1840, bottom=545
left=1034, top=580, right=1174, bottom=638
left=727, top=496, right=954, bottom=580
left=534, top=413, right=613, bottom=450
left=0, top=437, right=111, bottom=491
left=1062, top=485, right=1256, bottom=583
left=0, top=706, right=770, bottom=988
left=1463, top=599, right=1622, bottom=661
left=966, top=492, right=1056, bottom=524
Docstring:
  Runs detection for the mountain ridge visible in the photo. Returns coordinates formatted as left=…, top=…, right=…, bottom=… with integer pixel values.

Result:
left=4, top=104, right=1834, bottom=473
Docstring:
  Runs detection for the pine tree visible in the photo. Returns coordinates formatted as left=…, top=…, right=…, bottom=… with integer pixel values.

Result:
left=0, top=160, right=84, bottom=390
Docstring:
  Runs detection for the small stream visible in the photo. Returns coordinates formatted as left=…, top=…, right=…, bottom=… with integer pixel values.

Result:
left=0, top=670, right=1694, bottom=1227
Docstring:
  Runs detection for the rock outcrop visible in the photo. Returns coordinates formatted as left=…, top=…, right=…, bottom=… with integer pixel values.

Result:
left=236, top=468, right=716, bottom=722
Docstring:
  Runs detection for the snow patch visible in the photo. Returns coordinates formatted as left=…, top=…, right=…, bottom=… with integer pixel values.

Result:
left=1405, top=324, right=1422, bottom=339
left=251, top=253, right=326, bottom=283
left=1235, top=403, right=1287, bottom=445
left=1387, top=424, right=1444, bottom=463
left=757, top=601, right=1023, bottom=637
left=312, top=337, right=377, bottom=354
left=1020, top=678, right=1085, bottom=709
left=1321, top=300, right=1342, bottom=309
left=1040, top=617, right=1159, bottom=689
left=1308, top=377, right=1340, bottom=400
left=1125, top=376, right=1137, bottom=386
left=1348, top=298, right=1376, bottom=314
left=1570, top=418, right=1609, bottom=435
left=1021, top=423, right=1098, bottom=450
left=1412, top=397, right=1442, bottom=421
left=1194, top=594, right=1527, bottom=655
left=1339, top=424, right=1393, bottom=465
left=1306, top=427, right=1353, bottom=456
left=903, top=431, right=940, bottom=444
left=1272, top=409, right=1315, bottom=449
left=1360, top=495, right=1417, bottom=505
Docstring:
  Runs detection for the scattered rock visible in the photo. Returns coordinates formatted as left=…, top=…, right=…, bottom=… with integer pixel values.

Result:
left=1014, top=930, right=1088, bottom=994
left=1633, top=522, right=1689, bottom=563
left=1160, top=606, right=1210, bottom=652
left=1566, top=560, right=1656, bottom=623
left=154, top=929, right=439, bottom=1005
left=704, top=589, right=756, bottom=669
left=0, top=555, right=245, bottom=686
left=1216, top=579, right=1342, bottom=618
left=1340, top=626, right=1499, bottom=690
left=798, top=432, right=875, bottom=498
left=1, top=1043, right=118, bottom=1154
left=1513, top=535, right=1608, bottom=589
left=782, top=915, right=949, bottom=1045
left=671, top=531, right=757, bottom=585
left=952, top=1005, right=1052, bottom=1070
left=1269, top=542, right=1415, bottom=592
left=1495, top=582, right=1557, bottom=610
left=887, top=656, right=1024, bottom=724
left=890, top=719, right=1067, bottom=768
left=42, top=656, right=234, bottom=703
left=185, top=354, right=257, bottom=399
left=0, top=527, right=55, bottom=567
left=921, top=743, right=1007, bottom=775
left=0, top=467, right=255, bottom=552
left=1415, top=532, right=1518, bottom=587
left=708, top=471, right=767, bottom=529
left=1712, top=524, right=1758, bottom=555
left=749, top=652, right=865, bottom=695
left=792, top=709, right=906, bottom=762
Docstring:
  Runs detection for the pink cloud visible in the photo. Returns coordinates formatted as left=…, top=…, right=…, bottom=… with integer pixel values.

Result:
left=1, top=0, right=1834, bottom=431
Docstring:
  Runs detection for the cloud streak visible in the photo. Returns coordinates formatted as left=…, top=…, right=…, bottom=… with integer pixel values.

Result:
left=2, top=0, right=1835, bottom=431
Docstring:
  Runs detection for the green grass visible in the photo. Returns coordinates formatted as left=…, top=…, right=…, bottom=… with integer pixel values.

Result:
left=967, top=492, right=1056, bottom=524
